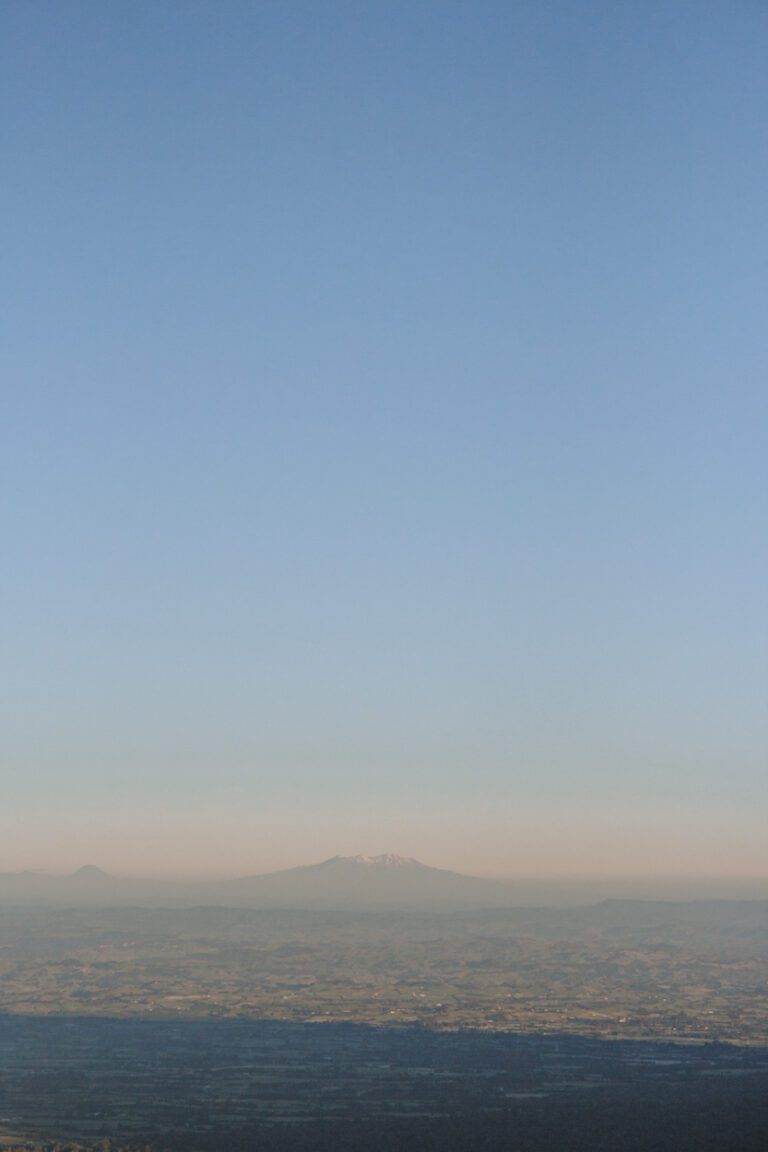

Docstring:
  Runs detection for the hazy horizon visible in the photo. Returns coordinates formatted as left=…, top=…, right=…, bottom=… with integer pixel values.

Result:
left=3, top=2, right=766, bottom=885
left=2, top=844, right=767, bottom=888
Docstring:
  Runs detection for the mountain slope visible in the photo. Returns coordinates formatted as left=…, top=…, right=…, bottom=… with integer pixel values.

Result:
left=206, top=854, right=518, bottom=909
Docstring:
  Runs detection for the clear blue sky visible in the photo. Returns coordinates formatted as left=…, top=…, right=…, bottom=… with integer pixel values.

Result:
left=1, top=1, right=766, bottom=877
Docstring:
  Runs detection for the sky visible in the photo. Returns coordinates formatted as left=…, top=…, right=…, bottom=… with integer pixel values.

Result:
left=1, top=1, right=766, bottom=879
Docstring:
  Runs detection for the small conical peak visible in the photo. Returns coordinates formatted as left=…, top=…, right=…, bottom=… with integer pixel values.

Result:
left=70, top=865, right=112, bottom=881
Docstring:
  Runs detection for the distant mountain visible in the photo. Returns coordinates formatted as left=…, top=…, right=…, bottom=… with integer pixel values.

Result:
left=0, top=854, right=517, bottom=910
left=0, top=865, right=184, bottom=905
left=204, top=853, right=518, bottom=910
left=69, top=864, right=116, bottom=885
left=1, top=858, right=766, bottom=913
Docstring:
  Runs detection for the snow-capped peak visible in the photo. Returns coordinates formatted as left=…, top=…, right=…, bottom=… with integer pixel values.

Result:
left=330, top=854, right=424, bottom=869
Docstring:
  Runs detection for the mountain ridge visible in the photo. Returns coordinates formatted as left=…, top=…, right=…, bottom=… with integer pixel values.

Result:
left=0, top=854, right=512, bottom=909
left=1, top=858, right=766, bottom=910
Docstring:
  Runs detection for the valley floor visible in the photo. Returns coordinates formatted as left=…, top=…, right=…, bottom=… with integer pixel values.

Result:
left=0, top=1016, right=767, bottom=1151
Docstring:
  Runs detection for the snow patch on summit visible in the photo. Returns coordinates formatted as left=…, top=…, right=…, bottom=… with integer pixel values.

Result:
left=327, top=854, right=426, bottom=869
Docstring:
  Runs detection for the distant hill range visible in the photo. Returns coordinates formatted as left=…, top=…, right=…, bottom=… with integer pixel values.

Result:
left=0, top=855, right=516, bottom=910
left=0, top=855, right=766, bottom=910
